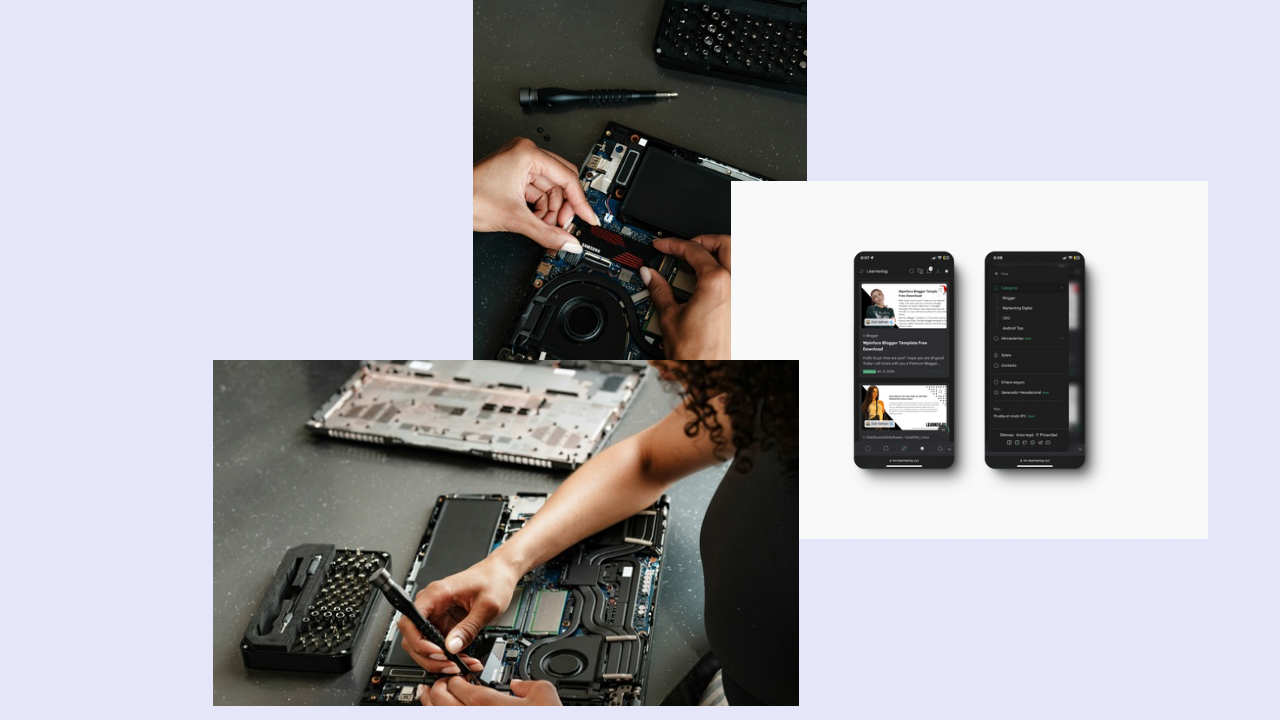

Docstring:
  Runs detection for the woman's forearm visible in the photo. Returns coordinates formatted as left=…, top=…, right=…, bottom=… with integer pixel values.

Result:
left=488, top=402, right=725, bottom=577
left=490, top=436, right=661, bottom=575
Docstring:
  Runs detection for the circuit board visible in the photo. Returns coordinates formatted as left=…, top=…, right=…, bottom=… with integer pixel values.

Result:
left=360, top=494, right=669, bottom=706
left=526, top=184, right=677, bottom=360
left=500, top=121, right=764, bottom=362
left=306, top=361, right=647, bottom=470
left=534, top=187, right=660, bottom=296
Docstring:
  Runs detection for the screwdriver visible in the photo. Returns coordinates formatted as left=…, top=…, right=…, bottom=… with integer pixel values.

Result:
left=519, top=87, right=678, bottom=110
left=367, top=567, right=487, bottom=685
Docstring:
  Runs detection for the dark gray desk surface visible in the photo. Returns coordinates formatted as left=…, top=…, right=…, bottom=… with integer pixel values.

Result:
left=472, top=0, right=807, bottom=358
left=213, top=361, right=724, bottom=705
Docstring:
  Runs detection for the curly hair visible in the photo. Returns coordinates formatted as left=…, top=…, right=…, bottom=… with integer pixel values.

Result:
left=660, top=361, right=798, bottom=475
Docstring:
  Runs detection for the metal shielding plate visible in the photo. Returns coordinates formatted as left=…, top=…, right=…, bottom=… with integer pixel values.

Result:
left=307, top=361, right=646, bottom=469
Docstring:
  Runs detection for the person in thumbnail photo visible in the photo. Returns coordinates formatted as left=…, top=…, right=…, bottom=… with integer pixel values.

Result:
left=861, top=385, right=887, bottom=424
left=865, top=289, right=896, bottom=325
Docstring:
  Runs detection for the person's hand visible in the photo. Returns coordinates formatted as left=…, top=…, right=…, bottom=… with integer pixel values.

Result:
left=474, top=137, right=599, bottom=252
left=395, top=557, right=521, bottom=675
left=642, top=235, right=731, bottom=359
left=417, top=677, right=562, bottom=706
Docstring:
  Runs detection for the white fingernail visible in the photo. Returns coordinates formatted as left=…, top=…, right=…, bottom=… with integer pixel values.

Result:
left=561, top=240, right=583, bottom=254
left=446, top=637, right=463, bottom=653
left=440, top=665, right=460, bottom=674
left=428, top=653, right=446, bottom=661
left=640, top=267, right=652, bottom=285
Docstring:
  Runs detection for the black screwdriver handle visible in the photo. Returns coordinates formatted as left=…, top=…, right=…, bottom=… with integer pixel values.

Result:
left=411, top=612, right=450, bottom=656
left=367, top=568, right=481, bottom=682
left=594, top=88, right=634, bottom=103
left=519, top=87, right=676, bottom=109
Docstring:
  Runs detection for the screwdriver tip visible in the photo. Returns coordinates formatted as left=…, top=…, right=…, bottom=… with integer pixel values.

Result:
left=658, top=92, right=678, bottom=99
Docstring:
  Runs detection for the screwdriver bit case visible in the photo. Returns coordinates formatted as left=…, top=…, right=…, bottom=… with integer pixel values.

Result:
left=653, top=0, right=807, bottom=95
left=241, top=544, right=389, bottom=673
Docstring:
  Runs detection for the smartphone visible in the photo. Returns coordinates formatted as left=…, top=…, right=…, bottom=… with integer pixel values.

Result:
left=985, top=252, right=1085, bottom=468
left=853, top=252, right=954, bottom=469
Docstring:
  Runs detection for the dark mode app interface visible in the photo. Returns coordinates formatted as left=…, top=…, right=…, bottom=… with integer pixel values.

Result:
left=985, top=252, right=1085, bottom=469
left=854, top=252, right=953, bottom=469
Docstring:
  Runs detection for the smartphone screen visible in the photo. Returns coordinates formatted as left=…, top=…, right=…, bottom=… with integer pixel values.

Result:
left=854, top=252, right=954, bottom=469
left=985, top=252, right=1085, bottom=468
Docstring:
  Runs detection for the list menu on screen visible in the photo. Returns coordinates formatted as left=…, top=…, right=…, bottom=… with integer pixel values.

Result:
left=985, top=252, right=1085, bottom=469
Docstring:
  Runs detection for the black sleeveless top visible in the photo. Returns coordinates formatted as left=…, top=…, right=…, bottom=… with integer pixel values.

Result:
left=698, top=436, right=798, bottom=705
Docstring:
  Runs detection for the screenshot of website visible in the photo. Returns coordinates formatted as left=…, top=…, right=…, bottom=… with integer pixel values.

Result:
left=985, top=252, right=1085, bottom=469
left=854, top=252, right=954, bottom=469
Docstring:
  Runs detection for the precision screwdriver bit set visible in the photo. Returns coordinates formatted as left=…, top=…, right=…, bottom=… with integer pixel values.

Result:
left=653, top=0, right=807, bottom=94
left=241, top=544, right=388, bottom=673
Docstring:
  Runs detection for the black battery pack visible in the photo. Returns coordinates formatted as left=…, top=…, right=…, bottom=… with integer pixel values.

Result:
left=240, top=544, right=389, bottom=673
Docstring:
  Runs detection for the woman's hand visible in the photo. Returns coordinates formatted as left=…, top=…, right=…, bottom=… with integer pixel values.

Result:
left=395, top=557, right=523, bottom=674
left=417, top=677, right=562, bottom=706
left=474, top=137, right=599, bottom=252
left=643, top=235, right=732, bottom=359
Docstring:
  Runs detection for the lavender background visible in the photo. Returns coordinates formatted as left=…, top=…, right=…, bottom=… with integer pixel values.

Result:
left=1, top=0, right=1273, bottom=714
left=806, top=1, right=1276, bottom=717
